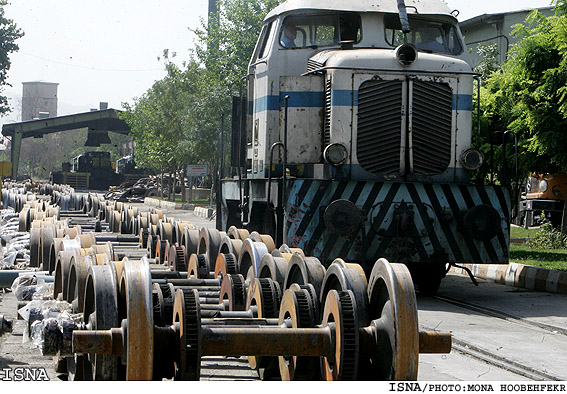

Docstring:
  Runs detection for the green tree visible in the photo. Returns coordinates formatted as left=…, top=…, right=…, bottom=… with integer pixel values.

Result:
left=121, top=0, right=281, bottom=200
left=479, top=0, right=567, bottom=231
left=0, top=1, right=23, bottom=115
left=481, top=3, right=567, bottom=175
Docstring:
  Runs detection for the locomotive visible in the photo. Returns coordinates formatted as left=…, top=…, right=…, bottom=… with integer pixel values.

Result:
left=220, top=0, right=511, bottom=294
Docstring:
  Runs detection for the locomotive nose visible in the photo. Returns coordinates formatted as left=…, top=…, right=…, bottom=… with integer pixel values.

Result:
left=463, top=204, right=501, bottom=241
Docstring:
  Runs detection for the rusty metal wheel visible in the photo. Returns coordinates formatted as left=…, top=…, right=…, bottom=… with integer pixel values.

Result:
left=82, top=264, right=120, bottom=380
left=257, top=253, right=289, bottom=290
left=219, top=235, right=243, bottom=260
left=153, top=282, right=176, bottom=327
left=319, top=259, right=369, bottom=326
left=118, top=259, right=154, bottom=380
left=238, top=238, right=269, bottom=281
left=365, top=258, right=419, bottom=380
left=67, top=254, right=94, bottom=313
left=321, top=290, right=359, bottom=380
left=214, top=253, right=238, bottom=281
left=197, top=228, right=223, bottom=272
left=227, top=226, right=249, bottom=240
left=249, top=231, right=276, bottom=252
left=219, top=273, right=246, bottom=311
left=187, top=253, right=209, bottom=278
left=159, top=221, right=174, bottom=243
left=30, top=227, right=41, bottom=267
left=283, top=254, right=326, bottom=298
left=278, top=285, right=319, bottom=380
left=246, top=277, right=281, bottom=377
left=181, top=228, right=200, bottom=265
left=173, top=288, right=201, bottom=380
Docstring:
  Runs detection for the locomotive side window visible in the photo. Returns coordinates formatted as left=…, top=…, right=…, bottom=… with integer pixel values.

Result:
left=258, top=21, right=274, bottom=59
left=279, top=13, right=361, bottom=49
left=384, top=14, right=463, bottom=55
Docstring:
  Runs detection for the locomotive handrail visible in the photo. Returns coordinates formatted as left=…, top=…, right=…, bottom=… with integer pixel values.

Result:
left=266, top=96, right=290, bottom=246
left=503, top=130, right=519, bottom=221
left=302, top=66, right=481, bottom=77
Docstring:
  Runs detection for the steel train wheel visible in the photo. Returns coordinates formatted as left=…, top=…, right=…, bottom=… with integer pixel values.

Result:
left=246, top=277, right=281, bottom=377
left=278, top=285, right=319, bottom=380
left=321, top=290, right=359, bottom=380
left=366, top=258, right=419, bottom=380
left=82, top=264, right=120, bottom=380
left=118, top=259, right=154, bottom=380
left=173, top=288, right=201, bottom=380
left=319, top=259, right=369, bottom=325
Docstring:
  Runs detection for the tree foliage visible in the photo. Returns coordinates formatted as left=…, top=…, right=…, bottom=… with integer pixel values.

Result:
left=0, top=1, right=23, bottom=115
left=480, top=2, right=567, bottom=176
left=120, top=0, right=282, bottom=183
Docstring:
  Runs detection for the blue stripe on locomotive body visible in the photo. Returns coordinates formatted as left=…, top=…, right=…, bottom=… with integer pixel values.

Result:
left=284, top=179, right=510, bottom=265
left=253, top=91, right=473, bottom=112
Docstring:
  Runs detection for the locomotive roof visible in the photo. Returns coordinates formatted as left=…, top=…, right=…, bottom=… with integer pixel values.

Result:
left=265, top=0, right=454, bottom=20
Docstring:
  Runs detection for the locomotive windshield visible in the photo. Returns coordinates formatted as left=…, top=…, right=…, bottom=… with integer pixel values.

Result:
left=384, top=14, right=463, bottom=55
left=279, top=13, right=361, bottom=49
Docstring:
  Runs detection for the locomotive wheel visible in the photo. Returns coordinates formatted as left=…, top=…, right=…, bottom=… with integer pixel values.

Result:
left=187, top=253, right=209, bottom=279
left=366, top=258, right=419, bottom=380
left=321, top=290, right=359, bottom=380
left=218, top=274, right=246, bottom=311
left=214, top=253, right=238, bottom=281
left=227, top=226, right=249, bottom=240
left=238, top=238, right=269, bottom=281
left=249, top=231, right=276, bottom=252
left=82, top=264, right=120, bottom=380
left=319, top=259, right=369, bottom=326
left=118, top=259, right=154, bottom=380
left=30, top=227, right=41, bottom=267
left=257, top=254, right=289, bottom=290
left=219, top=235, right=243, bottom=260
left=278, top=285, right=319, bottom=380
left=173, top=288, right=201, bottom=380
left=197, top=228, right=222, bottom=272
left=283, top=254, right=326, bottom=297
left=246, top=277, right=281, bottom=377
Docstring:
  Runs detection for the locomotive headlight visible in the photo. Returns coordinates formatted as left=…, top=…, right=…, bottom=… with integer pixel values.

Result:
left=539, top=180, right=548, bottom=192
left=460, top=149, right=483, bottom=170
left=395, top=44, right=417, bottom=66
left=324, top=143, right=348, bottom=166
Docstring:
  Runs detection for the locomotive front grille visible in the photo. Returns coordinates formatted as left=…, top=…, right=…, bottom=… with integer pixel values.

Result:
left=411, top=81, right=453, bottom=174
left=357, top=80, right=403, bottom=175
left=324, top=78, right=332, bottom=146
left=356, top=79, right=453, bottom=176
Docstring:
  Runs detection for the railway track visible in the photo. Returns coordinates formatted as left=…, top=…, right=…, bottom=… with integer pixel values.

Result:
left=422, top=291, right=567, bottom=381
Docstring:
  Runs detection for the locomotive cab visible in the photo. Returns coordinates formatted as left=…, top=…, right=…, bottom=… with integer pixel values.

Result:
left=222, top=0, right=510, bottom=295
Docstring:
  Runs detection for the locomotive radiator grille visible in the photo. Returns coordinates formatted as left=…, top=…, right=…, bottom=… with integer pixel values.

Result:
left=357, top=80, right=403, bottom=175
left=411, top=81, right=453, bottom=174
left=324, top=78, right=332, bottom=146
left=356, top=79, right=453, bottom=176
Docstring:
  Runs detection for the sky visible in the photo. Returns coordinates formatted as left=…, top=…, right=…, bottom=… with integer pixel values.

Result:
left=0, top=0, right=556, bottom=126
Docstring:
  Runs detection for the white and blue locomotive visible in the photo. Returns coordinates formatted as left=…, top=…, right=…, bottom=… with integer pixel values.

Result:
left=220, top=0, right=510, bottom=293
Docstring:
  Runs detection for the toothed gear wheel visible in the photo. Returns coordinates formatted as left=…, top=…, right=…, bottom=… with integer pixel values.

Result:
left=175, top=246, right=187, bottom=272
left=140, top=228, right=149, bottom=249
left=152, top=287, right=162, bottom=326
left=231, top=274, right=246, bottom=310
left=196, top=254, right=209, bottom=278
left=175, top=289, right=201, bottom=380
left=322, top=290, right=359, bottom=380
left=224, top=253, right=238, bottom=275
left=297, top=284, right=319, bottom=322
left=258, top=278, right=278, bottom=318
left=337, top=291, right=357, bottom=380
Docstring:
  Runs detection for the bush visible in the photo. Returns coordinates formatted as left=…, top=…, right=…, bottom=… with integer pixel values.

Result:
left=527, top=220, right=567, bottom=249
